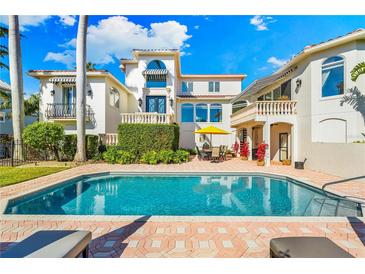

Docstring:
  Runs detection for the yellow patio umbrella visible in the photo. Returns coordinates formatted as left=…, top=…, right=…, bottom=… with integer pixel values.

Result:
left=194, top=125, right=230, bottom=147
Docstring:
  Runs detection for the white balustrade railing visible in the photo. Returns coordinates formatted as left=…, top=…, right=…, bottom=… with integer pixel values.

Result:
left=99, top=134, right=118, bottom=146
left=120, top=112, right=173, bottom=124
left=256, top=101, right=297, bottom=115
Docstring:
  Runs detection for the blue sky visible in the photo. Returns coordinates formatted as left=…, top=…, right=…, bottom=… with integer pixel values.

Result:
left=0, top=15, right=364, bottom=96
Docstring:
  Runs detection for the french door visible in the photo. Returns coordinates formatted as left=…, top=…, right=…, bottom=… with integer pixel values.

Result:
left=146, top=96, right=166, bottom=113
left=279, top=133, right=289, bottom=161
left=62, top=86, right=76, bottom=116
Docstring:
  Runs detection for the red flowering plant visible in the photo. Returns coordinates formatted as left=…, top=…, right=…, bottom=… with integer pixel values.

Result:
left=256, top=143, right=268, bottom=162
left=240, top=142, right=250, bottom=159
left=233, top=141, right=239, bottom=155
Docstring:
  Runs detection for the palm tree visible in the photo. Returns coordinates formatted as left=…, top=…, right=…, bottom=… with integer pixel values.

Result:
left=0, top=26, right=9, bottom=70
left=0, top=93, right=39, bottom=117
left=8, top=15, right=24, bottom=158
left=86, top=62, right=97, bottom=71
left=74, top=15, right=88, bottom=162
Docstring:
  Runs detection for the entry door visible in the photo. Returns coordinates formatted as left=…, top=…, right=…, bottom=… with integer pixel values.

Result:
left=279, top=133, right=289, bottom=161
left=146, top=96, right=166, bottom=113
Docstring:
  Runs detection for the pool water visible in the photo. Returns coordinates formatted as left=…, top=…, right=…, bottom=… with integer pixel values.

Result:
left=4, top=174, right=362, bottom=216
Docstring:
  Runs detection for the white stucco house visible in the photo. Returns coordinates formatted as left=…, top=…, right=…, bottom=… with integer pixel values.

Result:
left=231, top=28, right=365, bottom=178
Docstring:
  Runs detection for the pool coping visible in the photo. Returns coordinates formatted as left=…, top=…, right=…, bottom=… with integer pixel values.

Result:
left=1, top=170, right=364, bottom=219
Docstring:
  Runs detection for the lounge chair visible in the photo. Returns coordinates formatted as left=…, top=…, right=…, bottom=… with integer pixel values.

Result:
left=270, top=237, right=354, bottom=258
left=0, top=230, right=92, bottom=258
left=196, top=146, right=209, bottom=160
left=211, top=147, right=220, bottom=163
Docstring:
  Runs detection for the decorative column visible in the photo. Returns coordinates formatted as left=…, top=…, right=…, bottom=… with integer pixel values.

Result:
left=263, top=122, right=271, bottom=167
left=290, top=123, right=298, bottom=166
left=246, top=127, right=253, bottom=160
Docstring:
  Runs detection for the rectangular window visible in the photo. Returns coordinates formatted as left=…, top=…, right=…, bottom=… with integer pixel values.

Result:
left=210, top=104, right=222, bottom=122
left=214, top=81, right=220, bottom=92
left=181, top=104, right=194, bottom=122
left=182, top=81, right=193, bottom=93
left=273, top=87, right=281, bottom=100
left=109, top=88, right=120, bottom=109
left=209, top=81, right=214, bottom=92
left=0, top=112, right=5, bottom=123
left=264, top=92, right=272, bottom=100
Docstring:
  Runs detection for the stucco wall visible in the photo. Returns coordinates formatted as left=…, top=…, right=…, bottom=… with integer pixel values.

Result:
left=304, top=143, right=365, bottom=178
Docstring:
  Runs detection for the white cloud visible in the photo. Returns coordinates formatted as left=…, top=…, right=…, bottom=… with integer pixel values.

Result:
left=194, top=25, right=200, bottom=30
left=44, top=50, right=75, bottom=69
left=58, top=16, right=77, bottom=26
left=250, top=15, right=277, bottom=31
left=0, top=15, right=51, bottom=31
left=44, top=16, right=192, bottom=67
left=267, top=56, right=288, bottom=68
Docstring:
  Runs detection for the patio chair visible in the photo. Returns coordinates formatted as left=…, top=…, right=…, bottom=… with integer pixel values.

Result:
left=219, top=145, right=228, bottom=161
left=270, top=237, right=354, bottom=258
left=211, top=147, right=220, bottom=163
left=0, top=230, right=92, bottom=258
left=196, top=145, right=209, bottom=160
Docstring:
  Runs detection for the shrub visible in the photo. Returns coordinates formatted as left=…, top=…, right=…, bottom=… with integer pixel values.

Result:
left=86, top=135, right=99, bottom=159
left=140, top=151, right=159, bottom=165
left=23, top=122, right=64, bottom=161
left=118, top=123, right=180, bottom=159
left=116, top=150, right=136, bottom=164
left=180, top=147, right=197, bottom=155
left=240, top=142, right=250, bottom=158
left=173, top=149, right=190, bottom=164
left=102, top=146, right=120, bottom=164
left=59, top=134, right=100, bottom=161
left=158, top=149, right=175, bottom=164
left=256, top=143, right=268, bottom=162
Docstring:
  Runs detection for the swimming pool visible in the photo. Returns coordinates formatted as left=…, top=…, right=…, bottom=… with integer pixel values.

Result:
left=4, top=173, right=362, bottom=216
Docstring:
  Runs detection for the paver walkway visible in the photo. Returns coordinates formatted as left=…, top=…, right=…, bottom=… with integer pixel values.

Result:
left=1, top=158, right=364, bottom=257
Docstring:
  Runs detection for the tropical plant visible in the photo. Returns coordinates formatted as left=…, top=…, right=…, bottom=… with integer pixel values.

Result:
left=0, top=93, right=40, bottom=117
left=172, top=149, right=190, bottom=164
left=350, top=62, right=365, bottom=82
left=158, top=149, right=175, bottom=164
left=256, top=143, right=268, bottom=162
left=23, top=122, right=65, bottom=161
left=8, top=15, right=24, bottom=159
left=240, top=142, right=250, bottom=159
left=102, top=146, right=120, bottom=164
left=74, top=15, right=88, bottom=162
left=140, top=151, right=159, bottom=165
left=86, top=62, right=97, bottom=71
left=0, top=26, right=9, bottom=70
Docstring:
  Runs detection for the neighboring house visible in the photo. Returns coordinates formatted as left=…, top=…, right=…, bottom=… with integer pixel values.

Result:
left=0, top=80, right=36, bottom=138
left=231, top=28, right=365, bottom=177
left=28, top=70, right=136, bottom=138
left=120, top=49, right=245, bottom=148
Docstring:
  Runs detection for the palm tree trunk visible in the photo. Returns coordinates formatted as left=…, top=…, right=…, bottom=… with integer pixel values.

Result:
left=8, top=15, right=24, bottom=160
left=74, top=15, right=88, bottom=162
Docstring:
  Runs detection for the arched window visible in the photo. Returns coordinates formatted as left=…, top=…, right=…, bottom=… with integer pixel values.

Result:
left=195, top=104, right=208, bottom=122
left=232, top=100, right=248, bottom=114
left=144, top=60, right=167, bottom=88
left=322, top=56, right=344, bottom=97
left=181, top=103, right=194, bottom=123
left=210, top=104, right=222, bottom=122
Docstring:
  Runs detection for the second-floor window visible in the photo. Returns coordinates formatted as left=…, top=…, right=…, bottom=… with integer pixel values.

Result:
left=257, top=79, right=292, bottom=101
left=109, top=88, right=120, bottom=109
left=182, top=81, right=193, bottom=93
left=209, top=81, right=220, bottom=92
left=322, top=56, right=344, bottom=97
left=145, top=60, right=167, bottom=88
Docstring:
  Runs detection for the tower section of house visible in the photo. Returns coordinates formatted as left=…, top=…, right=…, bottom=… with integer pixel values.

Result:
left=121, top=49, right=246, bottom=149
left=29, top=70, right=133, bottom=136
left=231, top=29, right=365, bottom=178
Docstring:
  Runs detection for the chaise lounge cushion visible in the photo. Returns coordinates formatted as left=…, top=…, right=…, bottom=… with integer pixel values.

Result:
left=270, top=237, right=354, bottom=258
left=0, top=230, right=91, bottom=258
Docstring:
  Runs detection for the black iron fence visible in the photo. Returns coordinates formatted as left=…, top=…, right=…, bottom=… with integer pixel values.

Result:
left=0, top=139, right=46, bottom=167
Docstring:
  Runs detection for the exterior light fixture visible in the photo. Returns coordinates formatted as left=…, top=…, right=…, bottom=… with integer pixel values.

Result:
left=296, top=78, right=302, bottom=88
left=170, top=98, right=174, bottom=107
left=87, top=89, right=93, bottom=97
left=50, top=90, right=55, bottom=96
left=138, top=98, right=143, bottom=107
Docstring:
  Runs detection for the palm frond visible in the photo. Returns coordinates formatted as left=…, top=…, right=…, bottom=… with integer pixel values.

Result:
left=0, top=26, right=8, bottom=38
left=0, top=62, right=9, bottom=70
left=351, top=62, right=365, bottom=82
left=0, top=89, right=11, bottom=101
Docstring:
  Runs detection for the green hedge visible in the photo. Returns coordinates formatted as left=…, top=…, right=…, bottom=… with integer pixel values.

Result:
left=60, top=134, right=99, bottom=161
left=118, top=123, right=180, bottom=158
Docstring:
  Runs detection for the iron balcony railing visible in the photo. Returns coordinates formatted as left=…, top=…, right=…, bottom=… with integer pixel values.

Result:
left=45, top=103, right=94, bottom=120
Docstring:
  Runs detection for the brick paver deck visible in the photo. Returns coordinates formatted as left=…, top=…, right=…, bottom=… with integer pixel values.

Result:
left=1, top=158, right=364, bottom=257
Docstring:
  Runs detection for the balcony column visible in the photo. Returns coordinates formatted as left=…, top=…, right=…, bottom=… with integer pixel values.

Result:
left=263, top=122, right=271, bottom=167
left=246, top=127, right=253, bottom=160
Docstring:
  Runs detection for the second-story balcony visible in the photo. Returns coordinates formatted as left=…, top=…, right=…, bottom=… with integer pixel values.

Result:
left=120, top=112, right=173, bottom=124
left=231, top=100, right=297, bottom=127
left=45, top=103, right=94, bottom=121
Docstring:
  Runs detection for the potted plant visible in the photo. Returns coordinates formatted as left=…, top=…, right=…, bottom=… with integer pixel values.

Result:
left=232, top=141, right=239, bottom=157
left=256, top=143, right=268, bottom=166
left=240, top=142, right=250, bottom=160
left=282, top=159, right=291, bottom=166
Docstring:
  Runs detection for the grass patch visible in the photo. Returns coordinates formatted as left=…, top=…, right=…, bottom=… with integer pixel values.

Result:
left=0, top=166, right=70, bottom=188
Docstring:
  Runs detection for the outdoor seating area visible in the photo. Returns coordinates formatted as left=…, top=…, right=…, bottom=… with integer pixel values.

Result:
left=196, top=145, right=230, bottom=162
